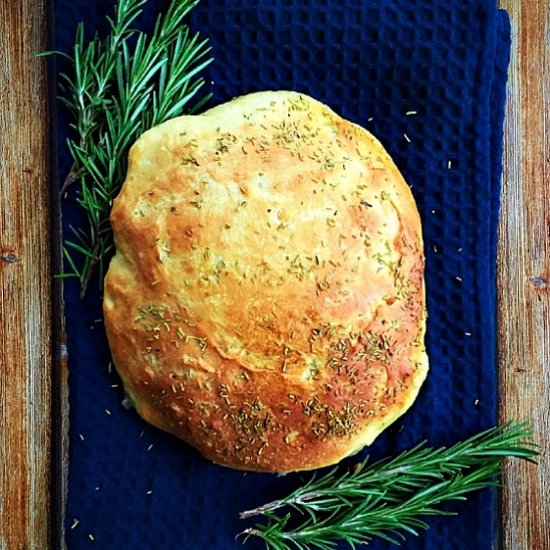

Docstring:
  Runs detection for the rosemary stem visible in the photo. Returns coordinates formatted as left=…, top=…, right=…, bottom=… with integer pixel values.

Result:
left=240, top=500, right=287, bottom=520
left=50, top=0, right=212, bottom=295
left=240, top=422, right=539, bottom=550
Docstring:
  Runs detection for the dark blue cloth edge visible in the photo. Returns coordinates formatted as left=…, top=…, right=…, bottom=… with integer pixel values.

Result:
left=55, top=2, right=513, bottom=548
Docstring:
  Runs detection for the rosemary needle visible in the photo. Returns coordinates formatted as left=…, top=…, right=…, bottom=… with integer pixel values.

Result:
left=44, top=0, right=212, bottom=296
left=240, top=422, right=538, bottom=550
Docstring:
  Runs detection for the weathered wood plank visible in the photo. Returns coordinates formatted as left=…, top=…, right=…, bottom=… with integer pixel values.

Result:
left=498, top=2, right=550, bottom=549
left=0, top=1, right=52, bottom=549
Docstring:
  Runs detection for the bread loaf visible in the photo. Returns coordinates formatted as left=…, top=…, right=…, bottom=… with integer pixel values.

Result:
left=103, top=91, right=428, bottom=472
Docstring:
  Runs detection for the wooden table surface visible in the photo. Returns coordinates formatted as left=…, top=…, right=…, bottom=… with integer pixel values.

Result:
left=498, top=2, right=550, bottom=549
left=0, top=1, right=548, bottom=549
left=0, top=1, right=54, bottom=549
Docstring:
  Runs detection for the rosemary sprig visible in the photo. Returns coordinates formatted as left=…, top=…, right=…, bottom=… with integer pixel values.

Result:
left=46, top=0, right=212, bottom=296
left=240, top=422, right=539, bottom=550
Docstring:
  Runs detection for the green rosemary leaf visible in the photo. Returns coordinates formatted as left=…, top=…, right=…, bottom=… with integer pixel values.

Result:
left=240, top=422, right=539, bottom=550
left=62, top=247, right=82, bottom=278
left=67, top=225, right=92, bottom=249
left=49, top=0, right=212, bottom=296
left=65, top=241, right=99, bottom=260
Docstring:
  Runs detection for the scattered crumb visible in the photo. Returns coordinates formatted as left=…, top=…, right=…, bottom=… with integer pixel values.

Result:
left=139, top=430, right=145, bottom=438
left=431, top=210, right=436, bottom=214
left=448, top=160, right=452, bottom=169
left=93, top=318, right=102, bottom=324
left=367, top=117, right=374, bottom=122
left=403, top=133, right=411, bottom=143
left=147, top=444, right=154, bottom=451
left=108, top=362, right=113, bottom=374
left=78, top=433, right=85, bottom=441
left=104, top=409, right=111, bottom=416
left=70, top=519, right=79, bottom=530
left=474, top=399, right=480, bottom=406
left=433, top=245, right=439, bottom=253
left=464, top=332, right=472, bottom=336
left=95, top=486, right=100, bottom=491
left=88, top=534, right=95, bottom=542
left=405, top=110, right=418, bottom=116
left=457, top=248, right=463, bottom=252
left=111, top=384, right=119, bottom=388
left=146, top=490, right=153, bottom=495
left=456, top=276, right=463, bottom=282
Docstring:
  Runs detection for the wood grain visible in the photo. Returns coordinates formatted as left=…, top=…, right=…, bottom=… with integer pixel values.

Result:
left=0, top=1, right=52, bottom=549
left=498, top=2, right=550, bottom=550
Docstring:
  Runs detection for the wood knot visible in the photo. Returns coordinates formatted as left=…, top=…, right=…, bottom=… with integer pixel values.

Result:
left=530, top=276, right=548, bottom=289
left=1, top=252, right=18, bottom=264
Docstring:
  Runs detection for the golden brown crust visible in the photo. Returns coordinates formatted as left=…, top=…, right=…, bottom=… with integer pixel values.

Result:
left=103, top=91, right=428, bottom=472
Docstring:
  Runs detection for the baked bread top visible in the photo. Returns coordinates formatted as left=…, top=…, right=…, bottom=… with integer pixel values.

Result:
left=103, top=91, right=428, bottom=472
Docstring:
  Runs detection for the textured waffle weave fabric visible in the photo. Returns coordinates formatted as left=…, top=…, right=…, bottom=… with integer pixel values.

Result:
left=55, top=1, right=511, bottom=548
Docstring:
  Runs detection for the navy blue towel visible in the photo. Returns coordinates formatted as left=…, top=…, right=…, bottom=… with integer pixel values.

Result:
left=55, top=1, right=511, bottom=548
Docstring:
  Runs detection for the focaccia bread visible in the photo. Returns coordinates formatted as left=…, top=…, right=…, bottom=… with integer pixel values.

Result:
left=103, top=91, right=428, bottom=472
